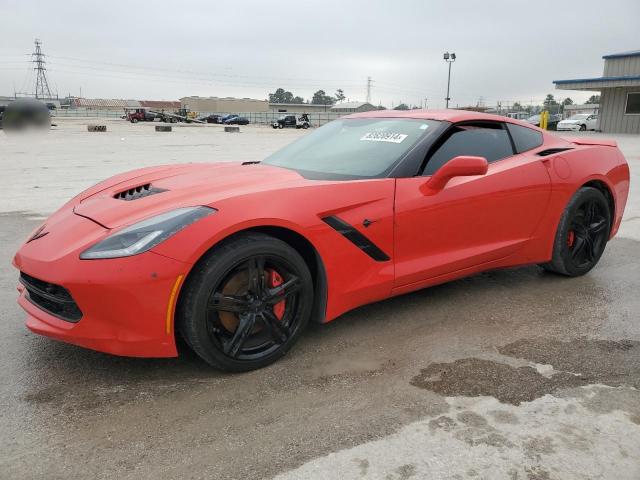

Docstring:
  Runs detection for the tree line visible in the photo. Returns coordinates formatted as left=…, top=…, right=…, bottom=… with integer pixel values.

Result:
left=511, top=94, right=600, bottom=114
left=268, top=88, right=347, bottom=106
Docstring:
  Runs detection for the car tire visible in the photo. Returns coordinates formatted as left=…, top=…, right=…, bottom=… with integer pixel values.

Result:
left=303, top=123, right=309, bottom=129
left=579, top=124, right=586, bottom=131
left=278, top=124, right=284, bottom=129
left=540, top=187, right=611, bottom=277
left=177, top=232, right=314, bottom=372
left=131, top=118, right=138, bottom=123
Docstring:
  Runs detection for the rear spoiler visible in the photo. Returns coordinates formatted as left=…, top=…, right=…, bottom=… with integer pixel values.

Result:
left=562, top=137, right=617, bottom=147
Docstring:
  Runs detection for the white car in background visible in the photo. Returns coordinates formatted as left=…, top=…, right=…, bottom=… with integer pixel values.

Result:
left=557, top=113, right=598, bottom=131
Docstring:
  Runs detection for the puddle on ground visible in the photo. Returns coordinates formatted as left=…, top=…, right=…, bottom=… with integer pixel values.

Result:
left=410, top=339, right=640, bottom=405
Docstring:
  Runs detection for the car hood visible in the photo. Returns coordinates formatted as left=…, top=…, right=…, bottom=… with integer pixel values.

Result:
left=73, top=162, right=306, bottom=229
left=559, top=119, right=580, bottom=124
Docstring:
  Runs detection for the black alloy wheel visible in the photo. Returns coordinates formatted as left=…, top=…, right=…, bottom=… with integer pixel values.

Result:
left=541, top=187, right=611, bottom=276
left=208, top=255, right=302, bottom=359
left=178, top=233, right=313, bottom=371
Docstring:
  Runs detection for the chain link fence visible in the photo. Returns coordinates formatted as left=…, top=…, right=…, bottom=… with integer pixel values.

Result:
left=52, top=108, right=348, bottom=127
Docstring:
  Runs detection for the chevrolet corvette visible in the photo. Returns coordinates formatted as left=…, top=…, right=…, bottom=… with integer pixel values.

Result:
left=13, top=110, right=630, bottom=371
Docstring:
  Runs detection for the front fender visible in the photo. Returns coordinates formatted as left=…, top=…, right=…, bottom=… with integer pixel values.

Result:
left=151, top=179, right=396, bottom=321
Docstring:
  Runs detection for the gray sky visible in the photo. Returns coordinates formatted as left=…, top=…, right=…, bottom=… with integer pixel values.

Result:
left=1, top=0, right=638, bottom=108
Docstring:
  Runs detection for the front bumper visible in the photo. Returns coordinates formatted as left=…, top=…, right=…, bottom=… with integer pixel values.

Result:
left=14, top=212, right=190, bottom=358
left=557, top=124, right=581, bottom=131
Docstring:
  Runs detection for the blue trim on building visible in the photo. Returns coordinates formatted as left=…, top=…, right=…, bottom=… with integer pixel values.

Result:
left=553, top=75, right=640, bottom=85
left=602, top=50, right=640, bottom=60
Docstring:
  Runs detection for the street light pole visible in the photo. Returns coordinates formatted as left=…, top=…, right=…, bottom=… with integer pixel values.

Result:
left=443, top=52, right=456, bottom=109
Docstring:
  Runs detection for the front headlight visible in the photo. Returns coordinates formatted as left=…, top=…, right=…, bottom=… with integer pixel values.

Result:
left=80, top=206, right=215, bottom=259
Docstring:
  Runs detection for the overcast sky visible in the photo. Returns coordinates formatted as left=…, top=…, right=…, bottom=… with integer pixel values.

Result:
left=1, top=0, right=638, bottom=108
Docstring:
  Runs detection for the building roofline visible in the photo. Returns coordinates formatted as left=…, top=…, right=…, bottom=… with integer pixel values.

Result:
left=602, top=50, right=640, bottom=60
left=553, top=75, right=640, bottom=84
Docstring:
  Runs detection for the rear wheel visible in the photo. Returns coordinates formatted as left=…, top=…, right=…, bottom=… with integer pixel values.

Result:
left=540, top=187, right=611, bottom=276
left=178, top=233, right=313, bottom=372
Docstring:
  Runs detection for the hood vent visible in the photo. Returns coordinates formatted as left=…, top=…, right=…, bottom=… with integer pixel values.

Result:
left=113, top=183, right=167, bottom=201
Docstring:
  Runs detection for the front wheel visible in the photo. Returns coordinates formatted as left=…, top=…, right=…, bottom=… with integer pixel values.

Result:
left=540, top=187, right=611, bottom=276
left=579, top=124, right=586, bottom=131
left=278, top=123, right=284, bottom=129
left=177, top=233, right=314, bottom=372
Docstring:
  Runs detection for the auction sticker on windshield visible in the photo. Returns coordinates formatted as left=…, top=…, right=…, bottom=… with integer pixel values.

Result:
left=360, top=132, right=408, bottom=143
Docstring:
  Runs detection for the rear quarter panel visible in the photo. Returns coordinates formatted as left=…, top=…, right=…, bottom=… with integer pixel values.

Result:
left=530, top=144, right=630, bottom=261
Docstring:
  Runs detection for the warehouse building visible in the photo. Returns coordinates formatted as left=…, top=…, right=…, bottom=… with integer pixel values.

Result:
left=553, top=49, right=640, bottom=133
left=180, top=96, right=268, bottom=113
left=331, top=101, right=377, bottom=113
left=563, top=103, right=599, bottom=119
left=69, top=98, right=180, bottom=111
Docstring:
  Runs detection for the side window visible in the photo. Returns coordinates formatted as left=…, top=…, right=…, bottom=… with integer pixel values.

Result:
left=506, top=123, right=543, bottom=153
left=423, top=124, right=513, bottom=175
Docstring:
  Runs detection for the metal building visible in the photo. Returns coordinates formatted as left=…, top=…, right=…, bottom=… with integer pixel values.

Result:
left=562, top=103, right=599, bottom=119
left=553, top=50, right=640, bottom=133
left=330, top=101, right=377, bottom=114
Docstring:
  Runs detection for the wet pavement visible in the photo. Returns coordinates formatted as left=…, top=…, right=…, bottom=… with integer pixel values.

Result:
left=0, top=121, right=639, bottom=479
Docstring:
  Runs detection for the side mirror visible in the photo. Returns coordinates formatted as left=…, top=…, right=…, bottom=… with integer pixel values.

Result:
left=422, top=155, right=488, bottom=194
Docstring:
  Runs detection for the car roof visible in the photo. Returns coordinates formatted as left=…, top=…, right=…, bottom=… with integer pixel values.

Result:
left=345, top=108, right=529, bottom=125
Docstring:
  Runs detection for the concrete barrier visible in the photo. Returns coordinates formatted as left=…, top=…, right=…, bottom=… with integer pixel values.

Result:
left=224, top=126, right=240, bottom=133
left=87, top=125, right=107, bottom=132
left=155, top=125, right=172, bottom=132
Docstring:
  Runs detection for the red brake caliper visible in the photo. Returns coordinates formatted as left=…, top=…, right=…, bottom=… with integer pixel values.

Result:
left=567, top=230, right=575, bottom=248
left=268, top=269, right=285, bottom=320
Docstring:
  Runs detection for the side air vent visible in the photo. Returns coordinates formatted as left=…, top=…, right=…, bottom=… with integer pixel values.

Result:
left=113, top=184, right=167, bottom=201
left=537, top=148, right=573, bottom=157
left=322, top=215, right=390, bottom=262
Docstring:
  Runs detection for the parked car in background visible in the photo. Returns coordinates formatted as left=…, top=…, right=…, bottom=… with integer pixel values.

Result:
left=272, top=114, right=310, bottom=129
left=224, top=116, right=249, bottom=125
left=506, top=112, right=529, bottom=120
left=557, top=114, right=598, bottom=132
left=200, top=114, right=223, bottom=124
left=525, top=114, right=562, bottom=130
left=220, top=114, right=238, bottom=124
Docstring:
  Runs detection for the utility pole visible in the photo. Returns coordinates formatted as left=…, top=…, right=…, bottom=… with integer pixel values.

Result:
left=443, top=52, right=456, bottom=109
left=32, top=39, right=53, bottom=100
left=366, top=76, right=372, bottom=104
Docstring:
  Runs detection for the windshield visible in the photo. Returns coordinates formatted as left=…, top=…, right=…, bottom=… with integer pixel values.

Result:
left=263, top=118, right=440, bottom=179
left=570, top=114, right=589, bottom=120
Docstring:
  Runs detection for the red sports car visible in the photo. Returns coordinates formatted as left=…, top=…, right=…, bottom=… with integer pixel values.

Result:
left=13, top=110, right=630, bottom=371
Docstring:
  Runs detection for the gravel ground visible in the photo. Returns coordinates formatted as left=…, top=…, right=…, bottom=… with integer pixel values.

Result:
left=0, top=118, right=639, bottom=479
